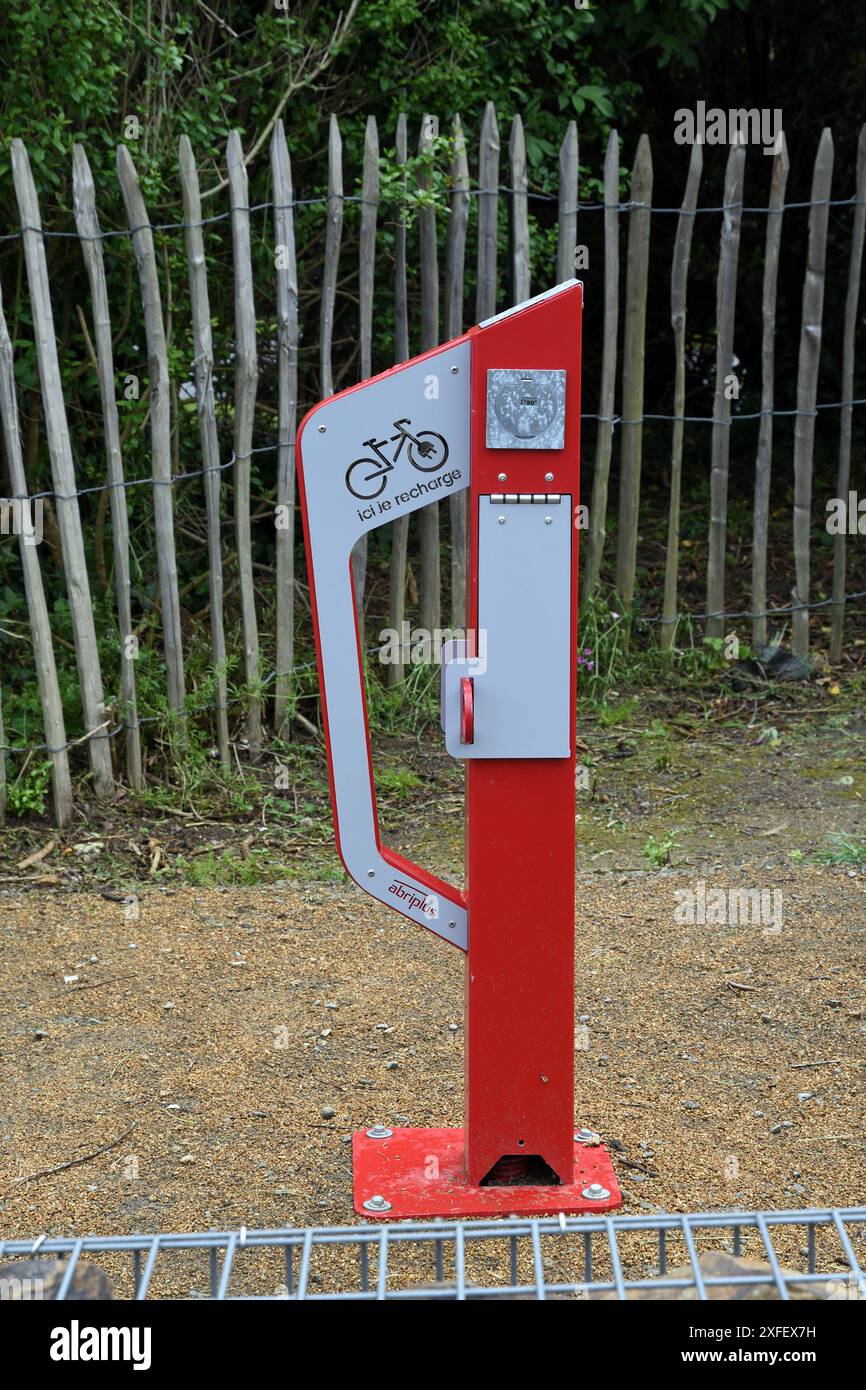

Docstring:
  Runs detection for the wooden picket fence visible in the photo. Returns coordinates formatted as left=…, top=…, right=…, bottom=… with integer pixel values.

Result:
left=0, top=104, right=864, bottom=826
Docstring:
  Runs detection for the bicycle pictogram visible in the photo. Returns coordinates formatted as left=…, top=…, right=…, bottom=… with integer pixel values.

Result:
left=345, top=418, right=449, bottom=500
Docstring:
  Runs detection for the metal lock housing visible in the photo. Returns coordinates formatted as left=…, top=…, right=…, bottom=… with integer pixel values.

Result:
left=485, top=368, right=566, bottom=450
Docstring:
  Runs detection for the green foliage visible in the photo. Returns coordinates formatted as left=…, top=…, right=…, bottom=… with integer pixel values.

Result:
left=678, top=632, right=751, bottom=680
left=171, top=847, right=294, bottom=887
left=5, top=758, right=52, bottom=818
left=363, top=657, right=440, bottom=736
left=641, top=718, right=672, bottom=770
left=377, top=131, right=456, bottom=224
left=135, top=665, right=256, bottom=816
left=376, top=766, right=423, bottom=798
left=813, top=834, right=866, bottom=870
left=597, top=695, right=640, bottom=727
left=576, top=596, right=761, bottom=714
left=578, top=595, right=657, bottom=702
left=643, top=828, right=677, bottom=868
left=1, top=0, right=859, bottom=804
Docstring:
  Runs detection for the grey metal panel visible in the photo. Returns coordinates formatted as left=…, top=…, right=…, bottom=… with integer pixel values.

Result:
left=486, top=368, right=567, bottom=449
left=443, top=497, right=573, bottom=759
left=299, top=341, right=471, bottom=949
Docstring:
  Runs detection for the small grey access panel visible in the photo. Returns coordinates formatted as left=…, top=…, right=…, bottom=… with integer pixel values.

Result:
left=442, top=497, right=573, bottom=759
left=486, top=368, right=566, bottom=449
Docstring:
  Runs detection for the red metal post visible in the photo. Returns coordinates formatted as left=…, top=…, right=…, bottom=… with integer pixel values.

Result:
left=464, top=285, right=582, bottom=1187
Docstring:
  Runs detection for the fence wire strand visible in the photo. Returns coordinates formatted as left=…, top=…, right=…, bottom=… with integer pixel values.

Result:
left=1, top=189, right=865, bottom=246
left=2, top=392, right=865, bottom=510
left=2, top=166, right=864, bottom=772
left=3, top=585, right=866, bottom=759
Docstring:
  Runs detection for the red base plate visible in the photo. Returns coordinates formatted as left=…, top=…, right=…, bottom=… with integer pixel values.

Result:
left=353, top=1127, right=622, bottom=1219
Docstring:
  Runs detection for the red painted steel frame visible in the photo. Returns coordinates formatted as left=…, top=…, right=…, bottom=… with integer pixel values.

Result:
left=297, top=282, right=621, bottom=1218
left=464, top=285, right=583, bottom=1189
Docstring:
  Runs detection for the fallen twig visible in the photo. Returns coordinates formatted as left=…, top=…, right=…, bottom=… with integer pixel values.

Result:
left=795, top=1134, right=862, bottom=1143
left=13, top=1123, right=138, bottom=1184
left=617, top=1157, right=659, bottom=1177
left=789, top=1059, right=840, bottom=1070
left=64, top=976, right=129, bottom=994
left=0, top=874, right=62, bottom=886
left=16, top=839, right=57, bottom=871
left=293, top=710, right=320, bottom=739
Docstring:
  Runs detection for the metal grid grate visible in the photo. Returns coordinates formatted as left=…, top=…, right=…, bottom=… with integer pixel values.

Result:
left=1, top=1207, right=864, bottom=1300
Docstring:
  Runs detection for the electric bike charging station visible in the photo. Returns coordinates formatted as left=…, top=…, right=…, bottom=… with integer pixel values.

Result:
left=297, top=279, right=621, bottom=1219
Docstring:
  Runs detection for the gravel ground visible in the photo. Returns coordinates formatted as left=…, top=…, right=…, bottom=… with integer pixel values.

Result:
left=0, top=858, right=864, bottom=1295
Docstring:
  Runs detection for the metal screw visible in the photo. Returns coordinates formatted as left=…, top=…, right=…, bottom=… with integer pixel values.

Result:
left=318, top=424, right=326, bottom=433
left=498, top=516, right=506, bottom=525
left=544, top=516, right=552, bottom=525
left=450, top=365, right=459, bottom=374
left=363, top=1194, right=392, bottom=1213
left=575, top=1128, right=601, bottom=1145
left=581, top=1183, right=611, bottom=1201
left=448, top=920, right=456, bottom=929
left=498, top=473, right=507, bottom=482
left=367, top=869, right=376, bottom=878
left=545, top=471, right=554, bottom=482
left=366, top=1125, right=393, bottom=1140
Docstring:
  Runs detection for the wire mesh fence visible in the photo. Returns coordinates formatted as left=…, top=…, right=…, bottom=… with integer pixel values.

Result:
left=1, top=1206, right=864, bottom=1301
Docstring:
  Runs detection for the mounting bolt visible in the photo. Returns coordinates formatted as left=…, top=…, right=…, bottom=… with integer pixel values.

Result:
left=498, top=516, right=506, bottom=525
left=450, top=365, right=459, bottom=374
left=366, top=1125, right=393, bottom=1139
left=575, top=1128, right=602, bottom=1145
left=367, top=868, right=376, bottom=878
left=318, top=424, right=326, bottom=433
left=545, top=471, right=554, bottom=482
left=544, top=516, right=552, bottom=525
left=581, top=1182, right=611, bottom=1201
left=498, top=473, right=507, bottom=482
left=363, top=1194, right=392, bottom=1213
